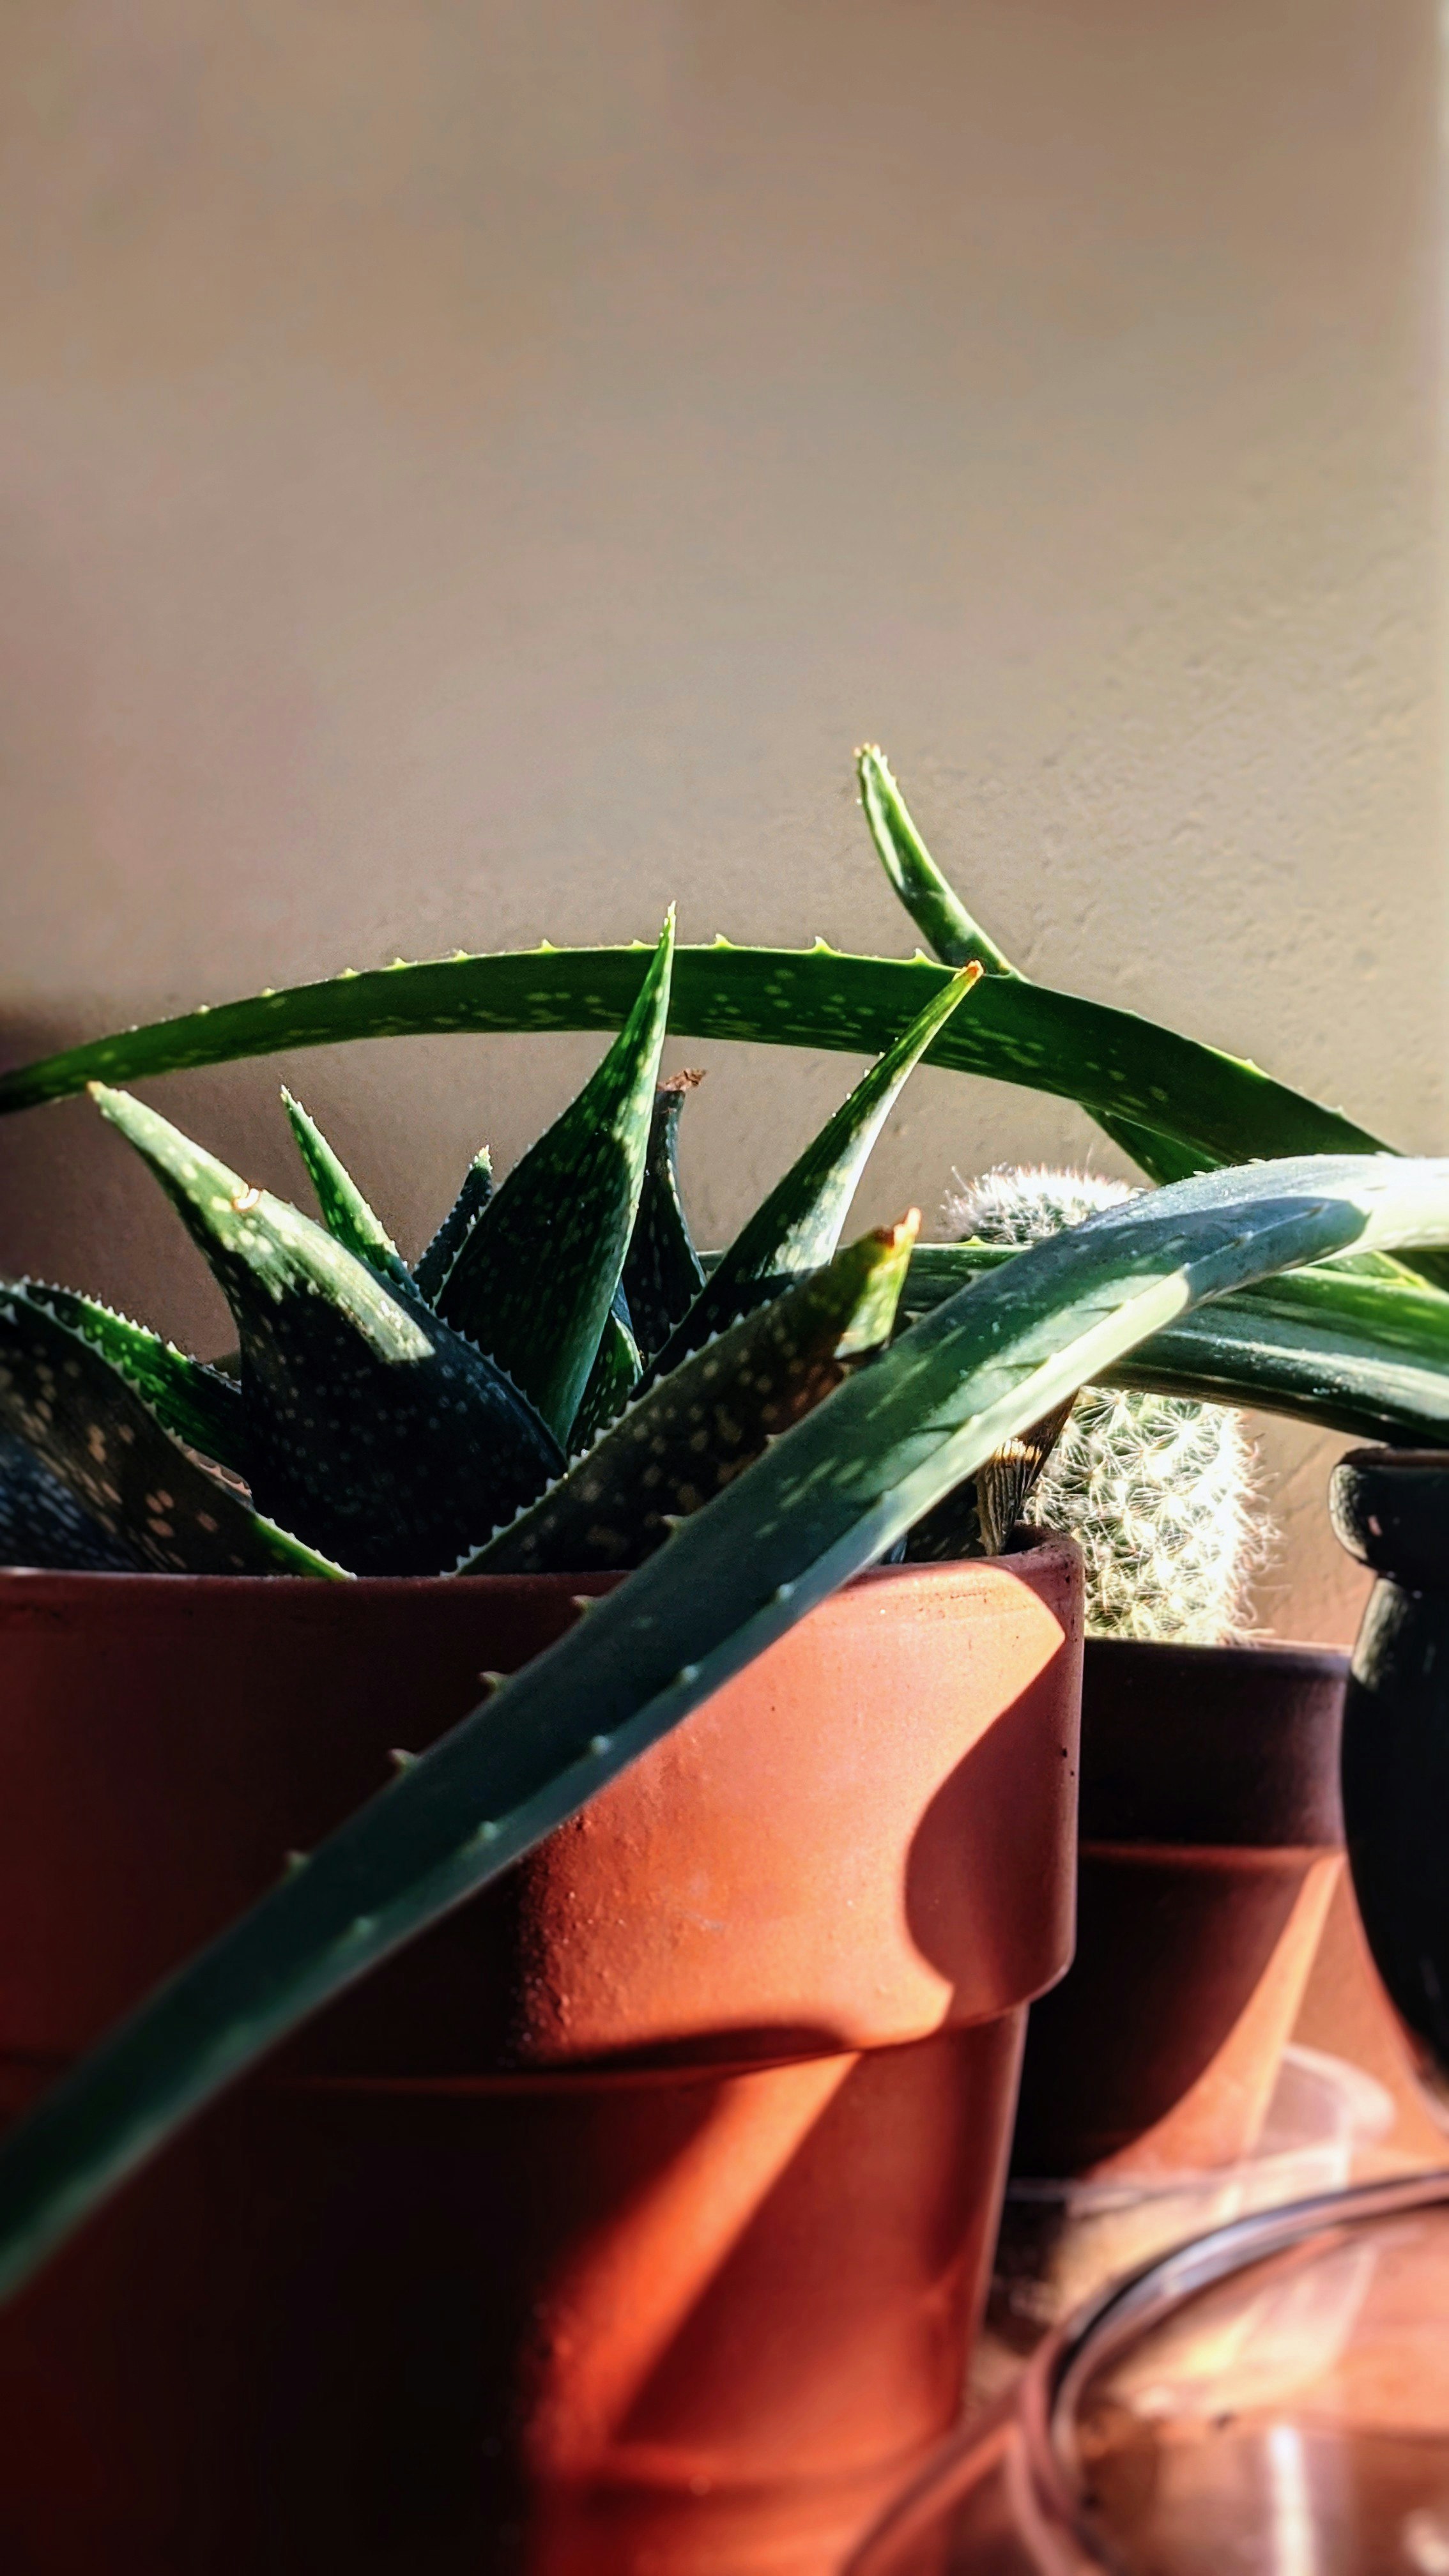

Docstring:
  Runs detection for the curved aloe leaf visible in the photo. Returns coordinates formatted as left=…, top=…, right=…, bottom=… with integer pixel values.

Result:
left=901, top=1242, right=1449, bottom=1450
left=857, top=746, right=1017, bottom=979
left=0, top=942, right=1394, bottom=1183
left=0, top=1287, right=344, bottom=1575
left=413, top=1151, right=493, bottom=1306
left=621, top=1074, right=705, bottom=1360
left=29, top=1284, right=246, bottom=1473
left=467, top=1215, right=918, bottom=1575
left=1108, top=1307, right=1449, bottom=1448
left=93, top=1088, right=562, bottom=1574
left=857, top=744, right=1214, bottom=1185
left=645, top=966, right=977, bottom=1383
left=435, top=917, right=675, bottom=1440
left=280, top=1091, right=408, bottom=1284
left=1, top=1151, right=1448, bottom=2303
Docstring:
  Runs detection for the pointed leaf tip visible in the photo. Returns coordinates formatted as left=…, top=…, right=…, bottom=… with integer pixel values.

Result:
left=91, top=1085, right=562, bottom=1569
left=465, top=1219, right=918, bottom=1578
left=280, top=1089, right=406, bottom=1280
left=643, top=969, right=975, bottom=1380
left=437, top=916, right=675, bottom=1438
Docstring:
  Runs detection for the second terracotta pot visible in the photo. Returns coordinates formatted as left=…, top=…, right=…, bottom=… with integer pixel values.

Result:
left=1011, top=1636, right=1346, bottom=2181
left=0, top=1541, right=1082, bottom=2575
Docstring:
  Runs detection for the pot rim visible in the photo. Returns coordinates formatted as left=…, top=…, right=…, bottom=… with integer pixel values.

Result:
left=0, top=1535, right=1078, bottom=1603
left=1083, top=1634, right=1348, bottom=1675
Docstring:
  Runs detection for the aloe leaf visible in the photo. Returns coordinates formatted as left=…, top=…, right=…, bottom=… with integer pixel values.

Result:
left=91, top=1088, right=562, bottom=1575
left=27, top=1284, right=246, bottom=1473
left=857, top=744, right=1197, bottom=1183
left=857, top=745, right=1017, bottom=978
left=644, top=967, right=978, bottom=1384
left=1, top=1151, right=1447, bottom=2304
left=435, top=917, right=675, bottom=1440
left=1107, top=1306, right=1449, bottom=1448
left=567, top=1291, right=641, bottom=1452
left=466, top=1215, right=919, bottom=1575
left=0, top=942, right=1395, bottom=1184
left=280, top=1091, right=408, bottom=1284
left=906, top=1241, right=1449, bottom=1361
left=0, top=1432, right=146, bottom=1572
left=0, top=1285, right=344, bottom=1575
left=621, top=1074, right=705, bottom=1359
left=413, top=1151, right=493, bottom=1306
left=902, top=1241, right=1449, bottom=1446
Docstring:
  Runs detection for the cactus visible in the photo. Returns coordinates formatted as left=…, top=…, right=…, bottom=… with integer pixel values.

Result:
left=942, top=1167, right=1269, bottom=1641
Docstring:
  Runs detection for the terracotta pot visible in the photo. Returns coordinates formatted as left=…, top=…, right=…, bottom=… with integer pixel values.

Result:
left=1010, top=1636, right=1345, bottom=2181
left=0, top=1541, right=1081, bottom=2576
left=1333, top=1448, right=1449, bottom=2125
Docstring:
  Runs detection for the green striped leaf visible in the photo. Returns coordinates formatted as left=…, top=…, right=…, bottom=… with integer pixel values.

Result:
left=857, top=745, right=1016, bottom=979
left=0, top=1432, right=147, bottom=1572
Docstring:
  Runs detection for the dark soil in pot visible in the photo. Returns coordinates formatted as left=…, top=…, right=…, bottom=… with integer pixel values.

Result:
left=0, top=1542, right=1082, bottom=2576
left=1010, top=1635, right=1346, bottom=2182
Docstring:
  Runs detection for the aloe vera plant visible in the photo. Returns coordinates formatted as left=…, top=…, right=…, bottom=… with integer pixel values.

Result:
left=0, top=937, right=977, bottom=1578
left=3, top=1149, right=1449, bottom=2299
left=4, top=747, right=1449, bottom=2310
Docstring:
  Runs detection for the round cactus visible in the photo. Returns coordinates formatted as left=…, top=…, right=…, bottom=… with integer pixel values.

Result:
left=942, top=1165, right=1271, bottom=1643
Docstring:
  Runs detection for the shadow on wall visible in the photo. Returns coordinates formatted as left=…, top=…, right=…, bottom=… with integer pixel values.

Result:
left=0, top=1016, right=232, bottom=1355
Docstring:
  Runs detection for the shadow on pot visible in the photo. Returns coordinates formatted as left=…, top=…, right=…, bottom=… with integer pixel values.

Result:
left=0, top=1545, right=1082, bottom=2576
left=1011, top=1636, right=1347, bottom=2182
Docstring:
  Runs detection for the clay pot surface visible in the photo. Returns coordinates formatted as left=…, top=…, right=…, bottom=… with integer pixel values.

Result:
left=1333, top=1449, right=1449, bottom=2122
left=0, top=1542, right=1081, bottom=2575
left=1011, top=1635, right=1346, bottom=2181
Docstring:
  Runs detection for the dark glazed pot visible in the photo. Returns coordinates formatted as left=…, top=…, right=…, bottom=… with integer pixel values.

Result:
left=1011, top=1636, right=1346, bottom=2179
left=0, top=1545, right=1081, bottom=2576
left=1333, top=1448, right=1449, bottom=2124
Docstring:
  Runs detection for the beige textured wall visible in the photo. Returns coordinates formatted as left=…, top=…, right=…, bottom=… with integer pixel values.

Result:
left=1, top=0, right=1443, bottom=1639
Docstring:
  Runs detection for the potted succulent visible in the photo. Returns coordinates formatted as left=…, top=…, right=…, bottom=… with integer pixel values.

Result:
left=0, top=931, right=1084, bottom=2574
left=3, top=751, right=1449, bottom=2571
left=919, top=1165, right=1345, bottom=2188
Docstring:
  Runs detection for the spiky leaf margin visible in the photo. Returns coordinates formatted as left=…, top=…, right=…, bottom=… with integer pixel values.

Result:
left=465, top=1215, right=919, bottom=1575
left=92, top=1087, right=563, bottom=1574
left=0, top=942, right=1394, bottom=1181
left=0, top=1287, right=344, bottom=1576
